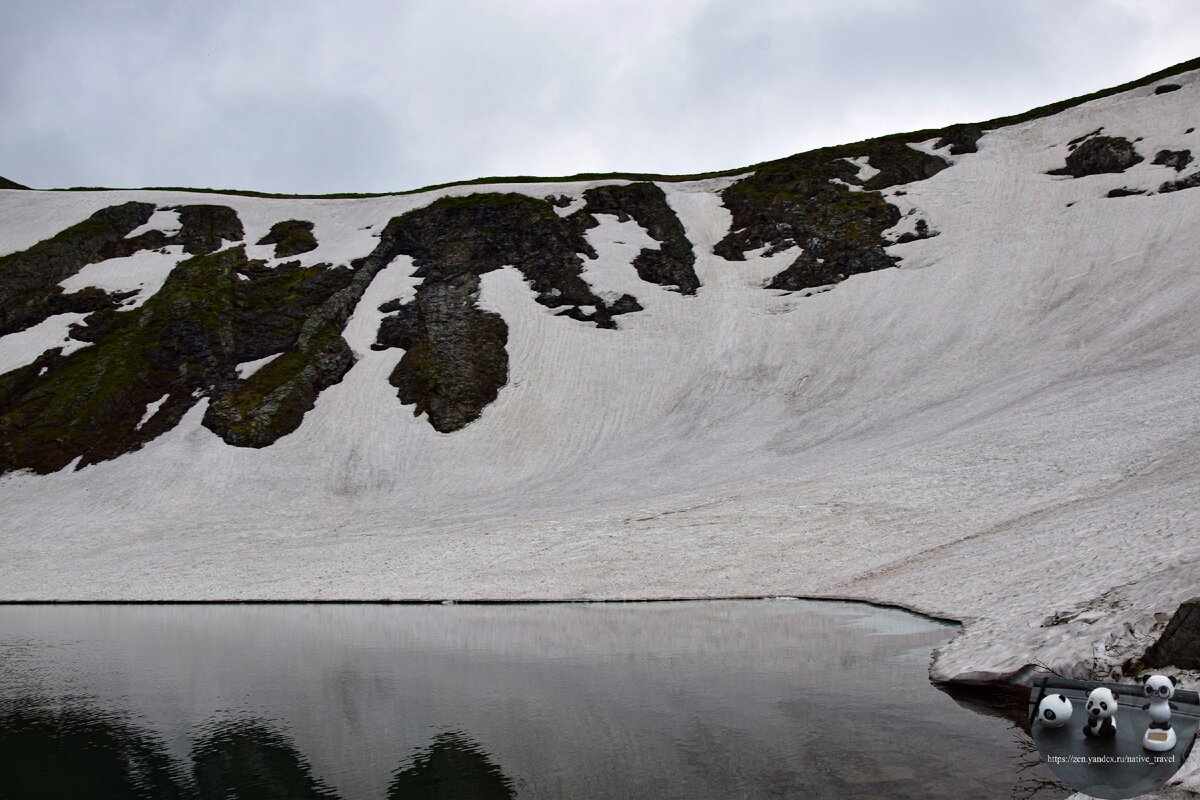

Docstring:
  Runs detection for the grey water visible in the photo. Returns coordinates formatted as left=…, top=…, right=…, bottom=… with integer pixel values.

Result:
left=0, top=600, right=1061, bottom=800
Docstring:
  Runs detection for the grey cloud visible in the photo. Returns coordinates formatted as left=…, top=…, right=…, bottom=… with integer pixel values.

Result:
left=0, top=0, right=1195, bottom=194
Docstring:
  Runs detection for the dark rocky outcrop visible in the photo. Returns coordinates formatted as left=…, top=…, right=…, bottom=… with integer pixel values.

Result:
left=257, top=219, right=319, bottom=257
left=934, top=124, right=985, bottom=155
left=1047, top=136, right=1144, bottom=177
left=1106, top=187, right=1148, bottom=198
left=581, top=183, right=699, bottom=294
left=1143, top=598, right=1200, bottom=669
left=0, top=244, right=360, bottom=472
left=1158, top=172, right=1200, bottom=194
left=0, top=201, right=155, bottom=337
left=372, top=192, right=629, bottom=432
left=1153, top=149, right=1193, bottom=172
left=172, top=204, right=245, bottom=254
left=95, top=203, right=246, bottom=261
left=1155, top=84, right=1182, bottom=95
left=0, top=175, right=28, bottom=190
left=383, top=276, right=509, bottom=434
left=715, top=141, right=947, bottom=292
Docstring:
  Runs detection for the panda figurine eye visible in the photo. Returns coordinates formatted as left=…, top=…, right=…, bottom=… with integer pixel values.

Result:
left=1100, top=702, right=1108, bottom=710
left=1145, top=685, right=1155, bottom=696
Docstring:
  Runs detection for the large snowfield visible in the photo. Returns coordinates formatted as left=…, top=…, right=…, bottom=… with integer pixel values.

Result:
left=2, top=67, right=1200, bottom=795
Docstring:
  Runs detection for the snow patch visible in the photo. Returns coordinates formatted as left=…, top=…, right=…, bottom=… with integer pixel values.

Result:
left=0, top=313, right=89, bottom=374
left=235, top=353, right=283, bottom=380
left=125, top=209, right=181, bottom=238
left=136, top=394, right=170, bottom=430
left=59, top=246, right=183, bottom=309
left=844, top=156, right=880, bottom=182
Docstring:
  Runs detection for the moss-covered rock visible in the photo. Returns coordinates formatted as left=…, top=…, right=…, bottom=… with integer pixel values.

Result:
left=715, top=141, right=946, bottom=292
left=256, top=219, right=319, bottom=258
left=0, top=240, right=362, bottom=471
left=0, top=202, right=155, bottom=336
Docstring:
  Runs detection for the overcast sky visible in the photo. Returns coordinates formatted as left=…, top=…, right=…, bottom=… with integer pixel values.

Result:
left=2, top=0, right=1197, bottom=194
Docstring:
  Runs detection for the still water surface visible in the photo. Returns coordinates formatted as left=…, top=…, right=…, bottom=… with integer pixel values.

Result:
left=0, top=601, right=1060, bottom=799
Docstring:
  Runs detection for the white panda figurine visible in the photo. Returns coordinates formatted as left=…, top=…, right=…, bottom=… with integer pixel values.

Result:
left=1037, top=693, right=1073, bottom=728
left=1141, top=674, right=1179, bottom=752
left=1083, top=686, right=1119, bottom=739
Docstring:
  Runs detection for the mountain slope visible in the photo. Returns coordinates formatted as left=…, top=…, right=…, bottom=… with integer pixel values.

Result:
left=1, top=61, right=1199, bottom=705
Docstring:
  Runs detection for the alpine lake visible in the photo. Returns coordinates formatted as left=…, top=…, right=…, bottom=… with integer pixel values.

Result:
left=0, top=600, right=1063, bottom=799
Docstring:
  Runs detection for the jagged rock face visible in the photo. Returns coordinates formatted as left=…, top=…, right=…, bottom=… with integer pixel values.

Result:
left=715, top=141, right=947, bottom=291
left=1143, top=598, right=1200, bottom=669
left=0, top=215, right=362, bottom=470
left=0, top=202, right=155, bottom=336
left=256, top=220, right=319, bottom=258
left=374, top=193, right=609, bottom=432
left=580, top=183, right=699, bottom=294
left=1048, top=135, right=1144, bottom=177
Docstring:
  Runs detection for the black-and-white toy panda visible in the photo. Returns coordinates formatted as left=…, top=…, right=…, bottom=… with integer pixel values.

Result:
left=1141, top=674, right=1179, bottom=752
left=1083, top=686, right=1119, bottom=738
left=1037, top=693, right=1073, bottom=728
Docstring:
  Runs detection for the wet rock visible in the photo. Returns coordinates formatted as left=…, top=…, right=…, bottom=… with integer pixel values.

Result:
left=0, top=201, right=155, bottom=337
left=581, top=183, right=700, bottom=294
left=1143, top=598, right=1200, bottom=669
left=256, top=220, right=318, bottom=258
left=1153, top=149, right=1193, bottom=172
left=1047, top=136, right=1144, bottom=177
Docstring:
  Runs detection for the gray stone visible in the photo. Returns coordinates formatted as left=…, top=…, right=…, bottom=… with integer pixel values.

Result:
left=1143, top=598, right=1200, bottom=669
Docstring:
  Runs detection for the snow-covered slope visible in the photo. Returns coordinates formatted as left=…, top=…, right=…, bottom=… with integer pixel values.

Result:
left=2, top=63, right=1199, bottom=710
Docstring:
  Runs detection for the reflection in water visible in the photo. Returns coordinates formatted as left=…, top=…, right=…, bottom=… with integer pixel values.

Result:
left=193, top=720, right=339, bottom=800
left=0, top=702, right=511, bottom=800
left=389, top=731, right=515, bottom=800
left=0, top=700, right=187, bottom=800
left=0, top=601, right=1062, bottom=799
